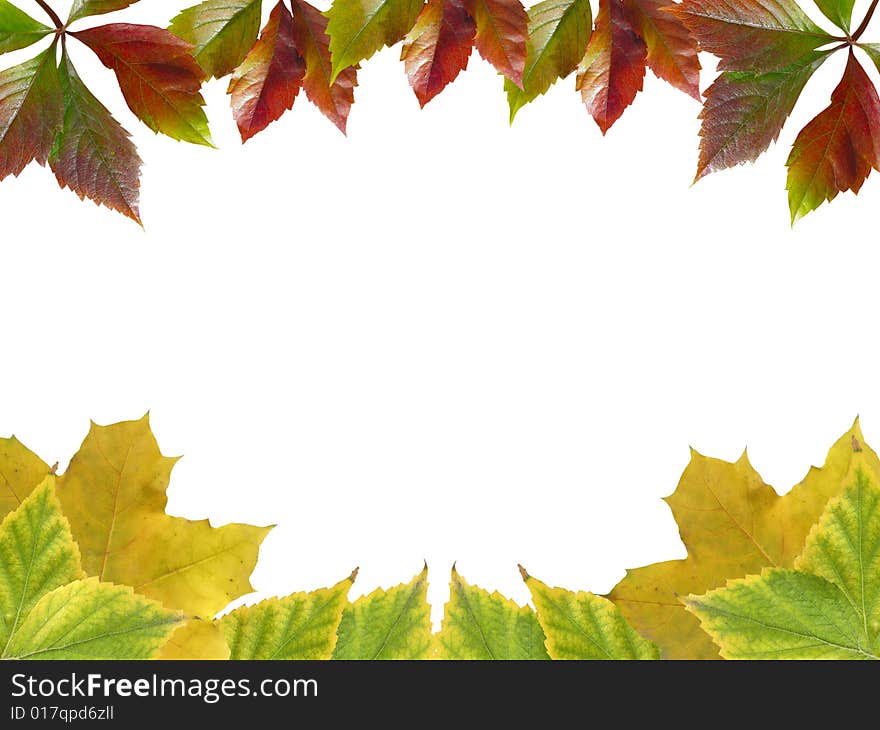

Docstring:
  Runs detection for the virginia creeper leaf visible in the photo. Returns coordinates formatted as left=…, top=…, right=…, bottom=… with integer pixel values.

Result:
left=435, top=566, right=549, bottom=659
left=607, top=419, right=879, bottom=659
left=332, top=565, right=432, bottom=659
left=68, top=0, right=140, bottom=24
left=0, top=435, right=50, bottom=519
left=624, top=0, right=699, bottom=99
left=56, top=414, right=272, bottom=617
left=686, top=471, right=880, bottom=659
left=158, top=618, right=231, bottom=659
left=50, top=51, right=142, bottom=223
left=786, top=51, right=880, bottom=222
left=0, top=0, right=51, bottom=54
left=577, top=0, right=647, bottom=134
left=290, top=0, right=357, bottom=133
left=505, top=0, right=592, bottom=121
left=326, top=0, right=425, bottom=82
left=400, top=0, right=476, bottom=107
left=463, top=0, right=528, bottom=86
left=228, top=1, right=305, bottom=142
left=522, top=567, right=659, bottom=659
left=0, top=44, right=62, bottom=180
left=169, top=0, right=263, bottom=79
left=221, top=572, right=354, bottom=659
left=862, top=43, right=880, bottom=70
left=812, top=0, right=854, bottom=32
left=74, top=23, right=212, bottom=146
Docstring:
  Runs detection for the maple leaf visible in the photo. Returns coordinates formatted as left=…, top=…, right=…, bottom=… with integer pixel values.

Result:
left=464, top=0, right=529, bottom=86
left=435, top=565, right=549, bottom=659
left=55, top=414, right=272, bottom=618
left=686, top=469, right=880, bottom=659
left=505, top=0, right=592, bottom=121
left=333, top=565, right=433, bottom=659
left=0, top=479, right=180, bottom=659
left=401, top=0, right=476, bottom=107
left=521, top=566, right=659, bottom=659
left=228, top=1, right=306, bottom=141
left=220, top=572, right=355, bottom=659
left=0, top=0, right=51, bottom=53
left=607, top=419, right=879, bottom=659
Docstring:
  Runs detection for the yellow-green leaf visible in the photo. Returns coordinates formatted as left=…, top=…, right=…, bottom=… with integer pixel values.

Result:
left=157, top=618, right=230, bottom=659
left=0, top=435, right=50, bottom=520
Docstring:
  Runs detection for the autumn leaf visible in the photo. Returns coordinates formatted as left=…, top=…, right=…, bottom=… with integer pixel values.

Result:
left=157, top=618, right=230, bottom=659
left=169, top=0, right=263, bottom=79
left=221, top=573, right=355, bottom=659
left=0, top=435, right=50, bottom=519
left=401, top=0, right=476, bottom=107
left=435, top=566, right=548, bottom=659
left=228, top=1, right=305, bottom=141
left=68, top=0, right=141, bottom=24
left=74, top=23, right=213, bottom=146
left=333, top=565, right=432, bottom=659
left=464, top=0, right=528, bottom=86
left=521, top=567, right=659, bottom=659
left=326, top=0, right=425, bottom=82
left=505, top=0, right=592, bottom=121
left=786, top=50, right=880, bottom=222
left=813, top=0, right=855, bottom=32
left=55, top=414, right=272, bottom=618
left=607, top=419, right=878, bottom=659
left=686, top=470, right=880, bottom=659
left=51, top=49, right=142, bottom=223
left=0, top=0, right=51, bottom=53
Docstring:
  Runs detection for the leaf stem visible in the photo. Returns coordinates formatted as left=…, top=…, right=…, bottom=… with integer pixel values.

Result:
left=853, top=0, right=879, bottom=41
left=34, top=0, right=63, bottom=29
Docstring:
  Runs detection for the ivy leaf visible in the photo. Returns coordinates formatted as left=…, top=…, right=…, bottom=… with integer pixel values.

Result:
left=326, top=0, right=425, bottom=82
left=0, top=44, right=62, bottom=180
left=74, top=23, right=213, bottom=146
left=220, top=573, right=355, bottom=659
left=0, top=435, right=50, bottom=519
left=68, top=0, right=141, bottom=25
left=228, top=1, right=305, bottom=142
left=435, top=566, right=549, bottom=659
left=50, top=50, right=142, bottom=223
left=685, top=471, right=880, bottom=659
left=607, top=419, right=878, bottom=659
left=505, top=0, right=592, bottom=121
left=56, top=414, right=272, bottom=617
left=400, top=0, right=476, bottom=107
left=169, top=0, right=263, bottom=79
left=521, top=567, right=660, bottom=659
left=157, top=618, right=230, bottom=659
left=0, top=0, right=51, bottom=54
left=577, top=0, right=647, bottom=134
left=290, top=0, right=357, bottom=133
left=463, top=0, right=528, bottom=87
left=786, top=51, right=880, bottom=222
left=333, top=565, right=432, bottom=659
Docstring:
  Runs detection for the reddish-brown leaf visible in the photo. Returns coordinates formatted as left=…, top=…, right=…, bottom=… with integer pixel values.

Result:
left=577, top=0, right=647, bottom=134
left=73, top=23, right=212, bottom=146
left=401, top=0, right=476, bottom=107
left=290, top=0, right=357, bottom=133
left=787, top=51, right=880, bottom=221
left=624, top=0, right=699, bottom=99
left=464, top=0, right=528, bottom=87
left=228, top=2, right=305, bottom=142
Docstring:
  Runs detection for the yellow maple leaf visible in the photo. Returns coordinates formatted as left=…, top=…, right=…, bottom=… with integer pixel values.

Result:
left=0, top=435, right=51, bottom=519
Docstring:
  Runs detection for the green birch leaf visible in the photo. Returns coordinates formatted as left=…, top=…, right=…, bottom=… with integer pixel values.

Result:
left=0, top=0, right=51, bottom=54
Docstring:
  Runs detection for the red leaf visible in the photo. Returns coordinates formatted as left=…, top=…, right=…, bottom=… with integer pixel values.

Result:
left=464, top=0, right=528, bottom=87
left=73, top=23, right=212, bottom=146
left=228, top=2, right=306, bottom=142
left=290, top=0, right=357, bottom=133
left=786, top=51, right=880, bottom=221
left=401, top=0, right=476, bottom=107
left=577, top=0, right=647, bottom=134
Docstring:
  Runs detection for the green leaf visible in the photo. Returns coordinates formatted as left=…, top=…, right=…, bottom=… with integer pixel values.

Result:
left=435, top=566, right=549, bottom=659
left=505, top=0, right=592, bottom=122
left=0, top=0, right=51, bottom=54
left=522, top=567, right=660, bottom=659
left=326, top=0, right=424, bottom=82
left=861, top=43, right=880, bottom=71
left=685, top=472, right=880, bottom=659
left=169, top=0, right=263, bottom=79
left=221, top=572, right=355, bottom=659
left=333, top=565, right=432, bottom=659
left=812, top=0, right=854, bottom=32
left=68, top=0, right=140, bottom=25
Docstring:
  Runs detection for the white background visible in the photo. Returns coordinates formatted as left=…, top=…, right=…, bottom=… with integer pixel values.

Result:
left=3, top=0, right=880, bottom=624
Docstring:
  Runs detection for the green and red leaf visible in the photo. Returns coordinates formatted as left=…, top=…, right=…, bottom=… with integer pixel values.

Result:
left=786, top=51, right=880, bottom=221
left=291, top=0, right=357, bottom=133
left=0, top=0, right=51, bottom=54
left=577, top=0, right=647, bottom=134
left=228, top=1, right=305, bottom=141
left=74, top=23, right=212, bottom=146
left=68, top=0, right=141, bottom=25
left=401, top=0, right=476, bottom=107
left=464, top=0, right=528, bottom=87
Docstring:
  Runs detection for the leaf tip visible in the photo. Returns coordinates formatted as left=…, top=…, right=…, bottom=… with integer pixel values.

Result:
left=517, top=564, right=529, bottom=581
